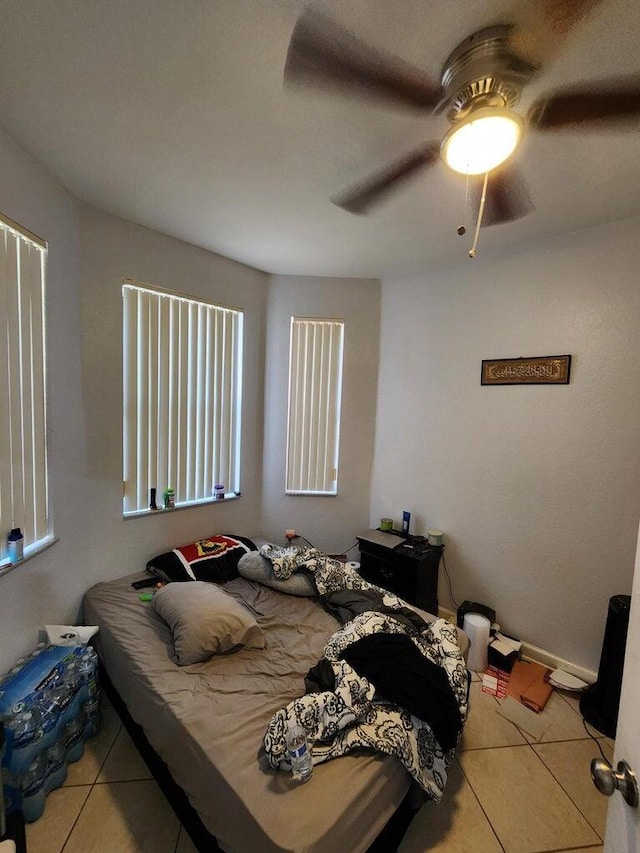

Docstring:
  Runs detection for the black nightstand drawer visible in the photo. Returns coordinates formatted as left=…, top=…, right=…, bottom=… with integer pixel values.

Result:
left=357, top=531, right=442, bottom=615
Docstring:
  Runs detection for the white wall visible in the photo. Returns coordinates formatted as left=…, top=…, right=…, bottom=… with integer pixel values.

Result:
left=78, top=204, right=269, bottom=587
left=372, top=217, right=640, bottom=671
left=0, top=133, right=270, bottom=672
left=0, top=136, right=381, bottom=673
left=0, top=127, right=85, bottom=668
left=262, top=275, right=380, bottom=554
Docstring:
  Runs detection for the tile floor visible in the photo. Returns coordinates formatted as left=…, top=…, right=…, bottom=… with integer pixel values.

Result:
left=23, top=677, right=613, bottom=853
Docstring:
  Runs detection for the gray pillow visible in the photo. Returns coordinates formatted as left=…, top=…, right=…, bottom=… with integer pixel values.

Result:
left=237, top=550, right=317, bottom=597
left=152, top=581, right=265, bottom=665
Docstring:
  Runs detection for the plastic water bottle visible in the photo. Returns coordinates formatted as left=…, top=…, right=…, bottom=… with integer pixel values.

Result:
left=82, top=696, right=101, bottom=738
left=35, top=687, right=63, bottom=751
left=45, top=739, right=68, bottom=790
left=7, top=527, right=24, bottom=563
left=286, top=721, right=313, bottom=783
left=21, top=753, right=48, bottom=822
left=77, top=649, right=99, bottom=704
left=63, top=660, right=83, bottom=720
left=64, top=712, right=86, bottom=764
left=6, top=702, right=44, bottom=775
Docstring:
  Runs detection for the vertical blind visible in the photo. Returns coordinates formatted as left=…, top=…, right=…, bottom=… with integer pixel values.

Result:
left=122, top=283, right=243, bottom=514
left=286, top=317, right=344, bottom=495
left=0, top=218, right=48, bottom=558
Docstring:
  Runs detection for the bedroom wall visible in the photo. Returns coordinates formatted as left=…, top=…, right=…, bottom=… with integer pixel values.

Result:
left=78, top=205, right=269, bottom=586
left=0, top=127, right=86, bottom=669
left=371, top=216, right=640, bottom=672
left=262, top=275, right=380, bottom=554
left=0, top=129, right=270, bottom=672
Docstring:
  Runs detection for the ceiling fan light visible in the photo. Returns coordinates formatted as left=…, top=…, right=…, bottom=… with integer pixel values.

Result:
left=441, top=107, right=524, bottom=175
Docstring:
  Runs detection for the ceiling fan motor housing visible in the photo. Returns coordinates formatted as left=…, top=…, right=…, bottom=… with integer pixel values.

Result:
left=440, top=25, right=537, bottom=123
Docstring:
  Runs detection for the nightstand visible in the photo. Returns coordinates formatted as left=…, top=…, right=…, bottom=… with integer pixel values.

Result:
left=356, top=529, right=442, bottom=615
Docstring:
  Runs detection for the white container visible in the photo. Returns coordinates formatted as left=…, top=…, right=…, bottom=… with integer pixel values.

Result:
left=463, top=612, right=491, bottom=672
left=427, top=529, right=443, bottom=546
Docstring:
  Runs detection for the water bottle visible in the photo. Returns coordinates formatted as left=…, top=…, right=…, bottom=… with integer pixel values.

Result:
left=21, top=753, right=48, bottom=822
left=7, top=527, right=24, bottom=563
left=45, top=738, right=68, bottom=790
left=77, top=649, right=99, bottom=705
left=63, top=660, right=83, bottom=721
left=64, top=711, right=86, bottom=764
left=35, top=687, right=63, bottom=751
left=6, top=702, right=44, bottom=775
left=29, top=643, right=48, bottom=660
left=286, top=721, right=313, bottom=783
left=82, top=696, right=101, bottom=738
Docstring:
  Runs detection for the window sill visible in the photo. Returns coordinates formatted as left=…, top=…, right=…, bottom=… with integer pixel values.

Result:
left=0, top=536, right=58, bottom=579
left=123, top=493, right=241, bottom=520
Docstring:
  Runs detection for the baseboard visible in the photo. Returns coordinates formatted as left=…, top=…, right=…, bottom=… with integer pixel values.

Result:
left=438, top=606, right=597, bottom=685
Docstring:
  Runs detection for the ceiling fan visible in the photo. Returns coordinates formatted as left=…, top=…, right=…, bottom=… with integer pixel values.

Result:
left=284, top=1, right=640, bottom=226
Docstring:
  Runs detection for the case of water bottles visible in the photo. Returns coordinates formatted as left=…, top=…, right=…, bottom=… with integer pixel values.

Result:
left=0, top=643, right=101, bottom=823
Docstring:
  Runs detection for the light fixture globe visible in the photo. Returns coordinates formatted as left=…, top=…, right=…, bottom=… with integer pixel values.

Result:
left=441, top=107, right=524, bottom=175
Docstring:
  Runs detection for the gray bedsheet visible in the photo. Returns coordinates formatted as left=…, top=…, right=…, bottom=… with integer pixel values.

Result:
left=83, top=573, right=413, bottom=853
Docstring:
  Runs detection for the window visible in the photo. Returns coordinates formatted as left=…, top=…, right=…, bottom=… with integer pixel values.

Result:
left=0, top=214, right=49, bottom=564
left=286, top=317, right=344, bottom=495
left=122, top=281, right=243, bottom=515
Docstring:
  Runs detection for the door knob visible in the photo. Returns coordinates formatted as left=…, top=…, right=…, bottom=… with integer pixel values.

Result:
left=591, top=758, right=639, bottom=808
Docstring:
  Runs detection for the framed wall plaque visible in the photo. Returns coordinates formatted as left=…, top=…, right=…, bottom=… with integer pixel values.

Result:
left=481, top=355, right=571, bottom=385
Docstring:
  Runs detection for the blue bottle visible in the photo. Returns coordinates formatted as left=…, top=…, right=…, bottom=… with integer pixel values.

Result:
left=6, top=702, right=44, bottom=775
left=7, top=527, right=24, bottom=563
left=77, top=649, right=98, bottom=705
left=64, top=712, right=86, bottom=764
left=21, top=753, right=48, bottom=822
left=82, top=696, right=101, bottom=738
left=45, top=739, right=68, bottom=790
left=35, top=689, right=61, bottom=752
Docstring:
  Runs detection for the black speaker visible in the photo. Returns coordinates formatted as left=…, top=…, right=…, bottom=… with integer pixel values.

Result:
left=580, top=594, right=631, bottom=739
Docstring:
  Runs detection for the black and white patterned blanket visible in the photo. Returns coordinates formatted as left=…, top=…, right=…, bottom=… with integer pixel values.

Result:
left=263, top=557, right=468, bottom=801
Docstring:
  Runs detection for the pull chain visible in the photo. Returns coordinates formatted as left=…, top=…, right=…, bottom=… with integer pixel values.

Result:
left=457, top=172, right=471, bottom=237
left=469, top=171, right=489, bottom=259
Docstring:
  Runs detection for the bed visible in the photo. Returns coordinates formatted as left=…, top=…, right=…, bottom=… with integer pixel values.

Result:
left=82, top=538, right=469, bottom=853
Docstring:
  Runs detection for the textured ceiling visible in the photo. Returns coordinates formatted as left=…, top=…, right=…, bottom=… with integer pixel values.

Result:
left=0, top=0, right=638, bottom=277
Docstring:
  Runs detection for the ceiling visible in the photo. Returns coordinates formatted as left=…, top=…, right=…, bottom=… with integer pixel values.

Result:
left=0, top=0, right=638, bottom=278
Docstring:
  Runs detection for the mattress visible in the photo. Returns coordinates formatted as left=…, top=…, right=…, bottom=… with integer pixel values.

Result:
left=83, top=572, right=414, bottom=853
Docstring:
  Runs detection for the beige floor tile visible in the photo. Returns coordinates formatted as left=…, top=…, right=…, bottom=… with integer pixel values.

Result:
left=461, top=745, right=601, bottom=852
left=63, top=780, right=179, bottom=853
left=398, top=758, right=502, bottom=852
left=556, top=689, right=583, bottom=714
left=97, top=727, right=153, bottom=783
left=459, top=682, right=527, bottom=750
left=176, top=826, right=199, bottom=853
left=558, top=849, right=602, bottom=852
left=547, top=690, right=614, bottom=746
left=24, top=785, right=91, bottom=853
left=517, top=692, right=590, bottom=744
left=63, top=705, right=122, bottom=786
left=533, top=738, right=614, bottom=838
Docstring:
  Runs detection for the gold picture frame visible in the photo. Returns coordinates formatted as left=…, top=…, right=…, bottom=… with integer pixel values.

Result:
left=481, top=355, right=571, bottom=385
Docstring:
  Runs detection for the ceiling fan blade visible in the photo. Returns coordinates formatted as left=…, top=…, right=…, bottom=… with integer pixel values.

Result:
left=472, top=164, right=534, bottom=227
left=528, top=80, right=640, bottom=129
left=509, top=0, right=603, bottom=68
left=332, top=142, right=441, bottom=214
left=285, top=9, right=442, bottom=110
